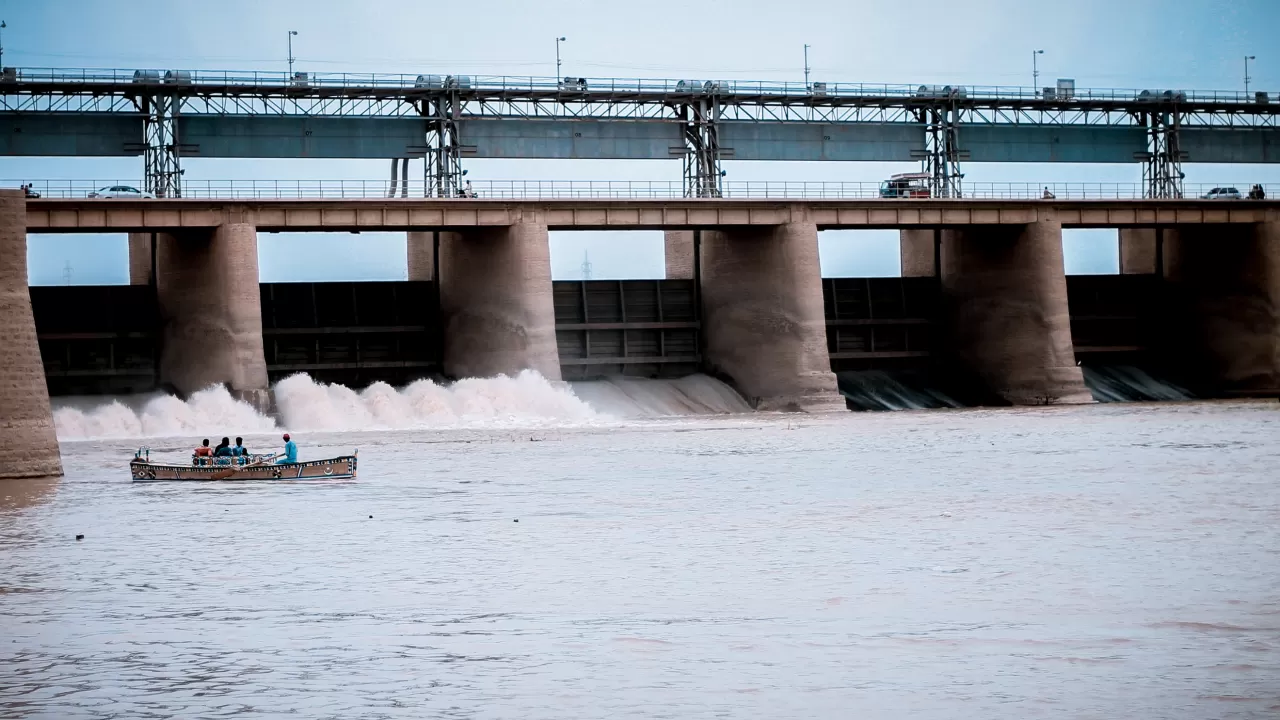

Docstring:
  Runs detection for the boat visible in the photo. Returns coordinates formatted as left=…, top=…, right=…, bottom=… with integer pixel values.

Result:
left=129, top=447, right=358, bottom=483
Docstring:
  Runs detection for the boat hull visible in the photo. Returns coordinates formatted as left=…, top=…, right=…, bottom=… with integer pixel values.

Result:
left=130, top=456, right=357, bottom=483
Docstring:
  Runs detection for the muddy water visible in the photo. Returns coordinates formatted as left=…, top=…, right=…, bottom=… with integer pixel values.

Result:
left=3, top=402, right=1279, bottom=718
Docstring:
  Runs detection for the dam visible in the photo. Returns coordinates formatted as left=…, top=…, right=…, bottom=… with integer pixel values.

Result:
left=6, top=192, right=1280, bottom=478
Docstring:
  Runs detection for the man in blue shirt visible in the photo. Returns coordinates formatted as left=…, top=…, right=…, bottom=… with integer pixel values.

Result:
left=276, top=433, right=298, bottom=464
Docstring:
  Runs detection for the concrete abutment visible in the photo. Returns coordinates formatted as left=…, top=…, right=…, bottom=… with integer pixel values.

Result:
left=156, top=223, right=272, bottom=412
left=698, top=210, right=844, bottom=411
left=939, top=213, right=1092, bottom=405
left=128, top=232, right=153, bottom=285
left=438, top=216, right=561, bottom=380
left=664, top=230, right=694, bottom=280
left=900, top=228, right=938, bottom=277
left=407, top=231, right=435, bottom=281
left=0, top=189, right=62, bottom=479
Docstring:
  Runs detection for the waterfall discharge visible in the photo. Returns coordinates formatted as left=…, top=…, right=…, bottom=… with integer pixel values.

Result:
left=1081, top=365, right=1194, bottom=402
left=52, top=372, right=753, bottom=441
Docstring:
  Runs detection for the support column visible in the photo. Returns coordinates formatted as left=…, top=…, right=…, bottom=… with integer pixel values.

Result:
left=128, top=232, right=153, bottom=285
left=664, top=230, right=694, bottom=280
left=407, top=231, right=434, bottom=281
left=1119, top=228, right=1158, bottom=274
left=0, top=189, right=62, bottom=479
left=699, top=208, right=844, bottom=412
left=940, top=212, right=1092, bottom=405
left=1162, top=222, right=1280, bottom=395
left=899, top=228, right=937, bottom=277
left=438, top=214, right=561, bottom=380
left=156, top=223, right=271, bottom=411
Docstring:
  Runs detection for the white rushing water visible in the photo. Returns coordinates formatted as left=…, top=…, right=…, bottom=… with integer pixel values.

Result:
left=51, top=372, right=753, bottom=441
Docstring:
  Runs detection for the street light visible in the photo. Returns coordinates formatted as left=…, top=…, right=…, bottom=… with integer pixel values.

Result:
left=1033, top=49, right=1044, bottom=92
left=1, top=22, right=7, bottom=69
left=1245, top=55, right=1256, bottom=93
left=556, top=36, right=566, bottom=79
left=288, top=30, right=298, bottom=76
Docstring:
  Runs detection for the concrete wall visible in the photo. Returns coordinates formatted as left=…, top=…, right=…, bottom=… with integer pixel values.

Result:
left=128, top=232, right=153, bottom=285
left=0, top=189, right=62, bottom=479
left=407, top=231, right=434, bottom=281
left=940, top=213, right=1092, bottom=405
left=438, top=216, right=561, bottom=380
left=699, top=208, right=844, bottom=411
left=156, top=224, right=271, bottom=411
left=899, top=228, right=937, bottom=277
left=1163, top=222, right=1280, bottom=394
left=664, top=230, right=694, bottom=280
left=1119, top=228, right=1158, bottom=274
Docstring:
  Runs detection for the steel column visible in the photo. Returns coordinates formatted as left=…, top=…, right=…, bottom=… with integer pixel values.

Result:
left=681, top=97, right=722, bottom=198
left=141, top=93, right=182, bottom=198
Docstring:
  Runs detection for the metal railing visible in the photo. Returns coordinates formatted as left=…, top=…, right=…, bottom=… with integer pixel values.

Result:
left=12, top=179, right=1277, bottom=201
left=2, top=67, right=1276, bottom=105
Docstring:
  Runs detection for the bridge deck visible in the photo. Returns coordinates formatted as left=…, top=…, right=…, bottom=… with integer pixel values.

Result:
left=25, top=198, right=1280, bottom=232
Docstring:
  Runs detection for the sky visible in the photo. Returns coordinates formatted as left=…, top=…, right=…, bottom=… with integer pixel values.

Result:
left=7, top=0, right=1280, bottom=285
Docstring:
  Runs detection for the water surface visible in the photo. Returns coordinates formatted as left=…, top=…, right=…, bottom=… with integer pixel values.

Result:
left=3, top=403, right=1279, bottom=718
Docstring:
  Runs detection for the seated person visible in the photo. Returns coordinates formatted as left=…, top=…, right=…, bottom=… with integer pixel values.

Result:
left=232, top=437, right=248, bottom=461
left=213, top=437, right=234, bottom=457
left=193, top=439, right=213, bottom=465
left=276, top=433, right=298, bottom=464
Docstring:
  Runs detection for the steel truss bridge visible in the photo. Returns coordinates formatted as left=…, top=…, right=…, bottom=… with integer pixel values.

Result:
left=2, top=68, right=1278, bottom=200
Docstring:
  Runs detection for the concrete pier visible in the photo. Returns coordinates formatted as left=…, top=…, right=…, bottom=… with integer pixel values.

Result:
left=940, top=213, right=1092, bottom=405
left=438, top=215, right=561, bottom=380
left=699, top=209, right=844, bottom=411
left=0, top=189, right=62, bottom=479
left=407, top=231, right=434, bottom=281
left=1163, top=222, right=1280, bottom=394
left=128, top=232, right=153, bottom=285
left=1119, top=228, right=1158, bottom=274
left=156, top=223, right=272, bottom=411
left=899, top=228, right=937, bottom=277
left=664, top=230, right=694, bottom=280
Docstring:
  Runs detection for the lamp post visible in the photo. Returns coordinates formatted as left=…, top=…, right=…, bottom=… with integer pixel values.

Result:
left=1245, top=55, right=1256, bottom=93
left=288, top=30, right=298, bottom=76
left=556, top=36, right=566, bottom=79
left=804, top=44, right=811, bottom=88
left=1, top=22, right=7, bottom=69
left=1033, top=49, right=1044, bottom=92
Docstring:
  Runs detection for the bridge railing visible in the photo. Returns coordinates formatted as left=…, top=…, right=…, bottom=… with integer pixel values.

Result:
left=3, top=67, right=1274, bottom=104
left=12, top=179, right=1278, bottom=201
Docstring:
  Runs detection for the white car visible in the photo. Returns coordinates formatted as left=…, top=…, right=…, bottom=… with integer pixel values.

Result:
left=1202, top=187, right=1242, bottom=200
left=88, top=185, right=154, bottom=199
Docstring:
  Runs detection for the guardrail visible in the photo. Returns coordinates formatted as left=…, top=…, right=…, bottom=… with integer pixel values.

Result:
left=11, top=180, right=1277, bottom=201
left=1, top=67, right=1275, bottom=105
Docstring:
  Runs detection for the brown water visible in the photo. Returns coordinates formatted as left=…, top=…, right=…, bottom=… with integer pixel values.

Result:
left=3, top=402, right=1280, bottom=719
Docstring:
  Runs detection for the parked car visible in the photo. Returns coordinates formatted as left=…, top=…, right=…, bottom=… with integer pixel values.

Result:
left=88, top=185, right=154, bottom=199
left=1202, top=187, right=1242, bottom=200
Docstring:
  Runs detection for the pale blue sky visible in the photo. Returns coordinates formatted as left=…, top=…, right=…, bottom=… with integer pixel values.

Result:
left=9, top=0, right=1280, bottom=284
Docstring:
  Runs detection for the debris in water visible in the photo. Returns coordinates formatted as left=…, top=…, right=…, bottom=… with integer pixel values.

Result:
left=75, top=534, right=84, bottom=541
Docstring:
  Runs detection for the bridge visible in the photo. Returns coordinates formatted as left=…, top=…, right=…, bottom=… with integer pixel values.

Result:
left=3, top=68, right=1279, bottom=200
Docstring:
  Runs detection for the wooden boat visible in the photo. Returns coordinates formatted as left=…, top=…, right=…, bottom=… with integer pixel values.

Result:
left=129, top=447, right=357, bottom=483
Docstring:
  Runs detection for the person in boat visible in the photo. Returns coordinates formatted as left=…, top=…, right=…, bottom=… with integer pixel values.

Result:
left=276, top=433, right=298, bottom=464
left=213, top=437, right=233, bottom=457
left=192, top=439, right=213, bottom=466
left=232, top=437, right=248, bottom=458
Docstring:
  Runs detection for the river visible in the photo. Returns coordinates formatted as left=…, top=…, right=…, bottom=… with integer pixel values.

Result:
left=3, top=385, right=1279, bottom=718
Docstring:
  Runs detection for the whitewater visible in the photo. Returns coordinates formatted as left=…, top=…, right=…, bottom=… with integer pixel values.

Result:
left=51, top=371, right=755, bottom=441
